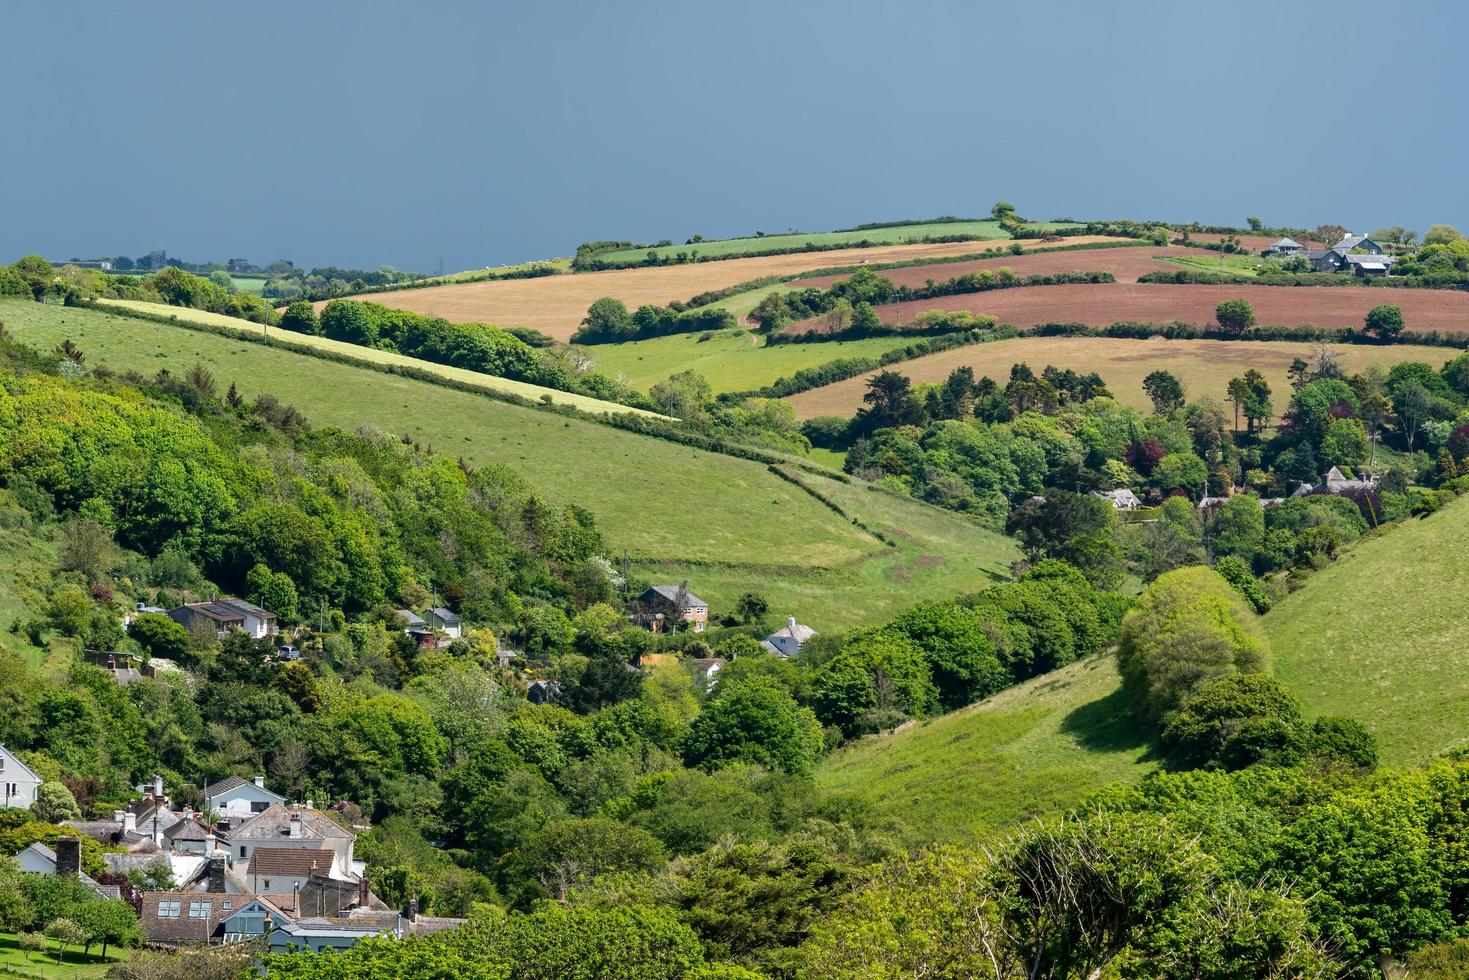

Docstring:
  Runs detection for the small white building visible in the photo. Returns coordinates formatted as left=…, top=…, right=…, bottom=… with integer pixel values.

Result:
left=0, top=743, right=42, bottom=810
left=204, top=774, right=287, bottom=819
left=1092, top=488, right=1142, bottom=511
left=423, top=607, right=462, bottom=639
left=763, top=617, right=817, bottom=657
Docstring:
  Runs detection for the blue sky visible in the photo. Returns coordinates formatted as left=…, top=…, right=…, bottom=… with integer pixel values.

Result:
left=2, top=0, right=1463, bottom=272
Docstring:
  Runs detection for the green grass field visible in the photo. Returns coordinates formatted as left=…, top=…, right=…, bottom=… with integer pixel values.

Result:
left=1266, top=495, right=1469, bottom=765
left=228, top=275, right=268, bottom=294
left=591, top=220, right=1051, bottom=266
left=0, top=931, right=128, bottom=977
left=96, top=300, right=660, bottom=418
left=1158, top=253, right=1269, bottom=277
left=817, top=654, right=1157, bottom=842
left=577, top=329, right=919, bottom=394
left=1, top=299, right=1015, bottom=630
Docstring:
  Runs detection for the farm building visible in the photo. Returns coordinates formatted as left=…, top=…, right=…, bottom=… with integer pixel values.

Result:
left=1308, top=234, right=1396, bottom=276
left=167, top=598, right=278, bottom=640
left=633, top=584, right=709, bottom=633
left=1262, top=237, right=1306, bottom=257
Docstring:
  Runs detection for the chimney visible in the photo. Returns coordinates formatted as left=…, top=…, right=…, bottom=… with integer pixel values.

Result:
left=113, top=809, right=126, bottom=824
left=304, top=799, right=313, bottom=810
left=54, top=837, right=81, bottom=878
left=787, top=615, right=797, bottom=631
left=123, top=812, right=137, bottom=834
left=357, top=875, right=369, bottom=909
left=205, top=831, right=216, bottom=857
left=288, top=813, right=301, bottom=838
left=403, top=892, right=418, bottom=924
left=152, top=774, right=164, bottom=798
left=206, top=855, right=227, bottom=893
left=253, top=775, right=266, bottom=789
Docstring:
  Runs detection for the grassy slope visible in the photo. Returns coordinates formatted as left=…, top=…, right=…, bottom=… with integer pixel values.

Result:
left=97, top=299, right=660, bottom=418
left=593, top=220, right=1019, bottom=265
left=2, top=300, right=1014, bottom=630
left=1266, top=495, right=1469, bottom=765
left=819, top=497, right=1469, bottom=839
left=817, top=654, right=1157, bottom=842
left=577, top=329, right=918, bottom=395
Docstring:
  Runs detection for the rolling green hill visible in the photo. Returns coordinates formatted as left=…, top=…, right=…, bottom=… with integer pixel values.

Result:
left=818, top=496, right=1469, bottom=840
left=0, top=299, right=1016, bottom=631
left=1266, top=496, right=1469, bottom=765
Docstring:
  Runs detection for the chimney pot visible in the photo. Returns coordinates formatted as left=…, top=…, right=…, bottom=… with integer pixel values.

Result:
left=206, top=856, right=227, bottom=893
left=788, top=615, right=796, bottom=630
left=253, top=775, right=266, bottom=789
left=123, top=812, right=137, bottom=834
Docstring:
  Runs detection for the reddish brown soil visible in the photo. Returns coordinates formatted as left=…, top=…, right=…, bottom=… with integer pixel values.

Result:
left=797, top=245, right=1228, bottom=290
left=788, top=282, right=1469, bottom=336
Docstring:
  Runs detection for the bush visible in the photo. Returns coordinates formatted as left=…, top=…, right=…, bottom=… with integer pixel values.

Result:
left=1117, top=567, right=1270, bottom=721
left=1305, top=716, right=1378, bottom=770
left=1161, top=673, right=1303, bottom=770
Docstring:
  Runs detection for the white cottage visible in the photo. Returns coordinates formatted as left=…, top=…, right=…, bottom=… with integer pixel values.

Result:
left=0, top=743, right=42, bottom=810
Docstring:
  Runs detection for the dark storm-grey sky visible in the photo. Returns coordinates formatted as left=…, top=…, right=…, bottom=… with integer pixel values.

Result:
left=3, top=0, right=1463, bottom=272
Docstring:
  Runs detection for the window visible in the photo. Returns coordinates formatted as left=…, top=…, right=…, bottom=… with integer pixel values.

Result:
left=188, top=901, right=211, bottom=918
left=239, top=845, right=248, bottom=858
left=158, top=900, right=181, bottom=918
left=263, top=879, right=271, bottom=890
left=222, top=901, right=232, bottom=912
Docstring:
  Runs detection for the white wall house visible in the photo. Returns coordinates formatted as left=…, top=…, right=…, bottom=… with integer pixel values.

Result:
left=0, top=744, right=42, bottom=810
left=204, top=774, right=287, bottom=819
left=763, top=617, right=817, bottom=657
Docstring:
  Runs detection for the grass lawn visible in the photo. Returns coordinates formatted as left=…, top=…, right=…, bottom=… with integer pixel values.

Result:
left=1267, top=494, right=1469, bottom=765
left=1159, top=253, right=1269, bottom=277
left=0, top=931, right=128, bottom=977
left=816, top=654, right=1159, bottom=843
left=1, top=300, right=1012, bottom=630
left=95, top=300, right=660, bottom=418
left=591, top=220, right=1021, bottom=265
left=227, top=275, right=267, bottom=294
left=577, top=329, right=918, bottom=394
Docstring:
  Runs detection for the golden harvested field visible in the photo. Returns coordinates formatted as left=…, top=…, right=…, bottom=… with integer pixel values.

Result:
left=785, top=336, right=1460, bottom=419
left=323, top=237, right=1132, bottom=341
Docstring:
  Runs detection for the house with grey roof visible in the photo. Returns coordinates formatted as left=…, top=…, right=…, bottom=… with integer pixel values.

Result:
left=763, top=616, right=817, bottom=657
left=205, top=774, right=286, bottom=819
left=230, top=803, right=359, bottom=882
left=0, top=743, right=42, bottom=810
left=167, top=597, right=277, bottom=640
left=634, top=584, right=709, bottom=633
left=1092, top=488, right=1142, bottom=511
left=14, top=838, right=120, bottom=899
left=423, top=607, right=462, bottom=639
left=1307, top=234, right=1396, bottom=276
left=1262, top=237, right=1306, bottom=257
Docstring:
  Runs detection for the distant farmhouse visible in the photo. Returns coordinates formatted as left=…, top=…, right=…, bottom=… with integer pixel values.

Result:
left=763, top=616, right=817, bottom=657
left=1092, top=488, right=1142, bottom=511
left=633, top=584, right=709, bottom=633
left=1306, top=234, right=1396, bottom=277
left=1261, top=237, right=1307, bottom=257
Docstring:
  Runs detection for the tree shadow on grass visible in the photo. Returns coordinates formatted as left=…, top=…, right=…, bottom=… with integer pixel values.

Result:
left=1060, top=685, right=1161, bottom=760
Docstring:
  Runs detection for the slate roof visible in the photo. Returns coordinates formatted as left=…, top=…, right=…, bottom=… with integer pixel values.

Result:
left=643, top=585, right=709, bottom=608
left=164, top=818, right=210, bottom=843
left=427, top=607, right=460, bottom=623
left=214, top=598, right=276, bottom=620
left=205, top=774, right=284, bottom=802
left=247, top=848, right=333, bottom=878
left=17, top=843, right=117, bottom=899
left=396, top=609, right=427, bottom=627
left=233, top=804, right=353, bottom=842
left=767, top=622, right=817, bottom=643
left=1269, top=237, right=1302, bottom=249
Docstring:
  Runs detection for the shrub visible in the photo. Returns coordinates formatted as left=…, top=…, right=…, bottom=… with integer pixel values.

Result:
left=1161, top=672, right=1303, bottom=770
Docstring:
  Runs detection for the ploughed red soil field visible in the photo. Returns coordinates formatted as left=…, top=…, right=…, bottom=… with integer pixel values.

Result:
left=787, top=282, right=1469, bottom=336
left=796, top=245, right=1229, bottom=290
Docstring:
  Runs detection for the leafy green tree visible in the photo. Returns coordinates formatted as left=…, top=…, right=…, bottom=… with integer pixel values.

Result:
left=808, top=654, right=876, bottom=736
left=576, top=297, right=636, bottom=343
left=127, top=612, right=192, bottom=663
left=45, top=585, right=94, bottom=638
left=1320, top=418, right=1368, bottom=469
left=1364, top=304, right=1404, bottom=339
left=518, top=817, right=667, bottom=899
left=886, top=602, right=1005, bottom=708
left=734, top=592, right=768, bottom=625
left=682, top=677, right=824, bottom=776
left=1152, top=451, right=1209, bottom=497
left=30, top=783, right=80, bottom=823
left=1214, top=299, right=1257, bottom=333
left=279, top=300, right=320, bottom=334
left=45, top=916, right=85, bottom=965
left=1212, top=555, right=1270, bottom=612
left=649, top=370, right=715, bottom=422
left=1161, top=673, right=1303, bottom=770
left=1209, top=495, right=1264, bottom=562
left=1423, top=223, right=1462, bottom=245
left=244, top=564, right=300, bottom=622
left=318, top=299, right=378, bottom=345
left=74, top=898, right=143, bottom=958
left=1117, top=567, right=1270, bottom=721
left=1142, top=370, right=1185, bottom=414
